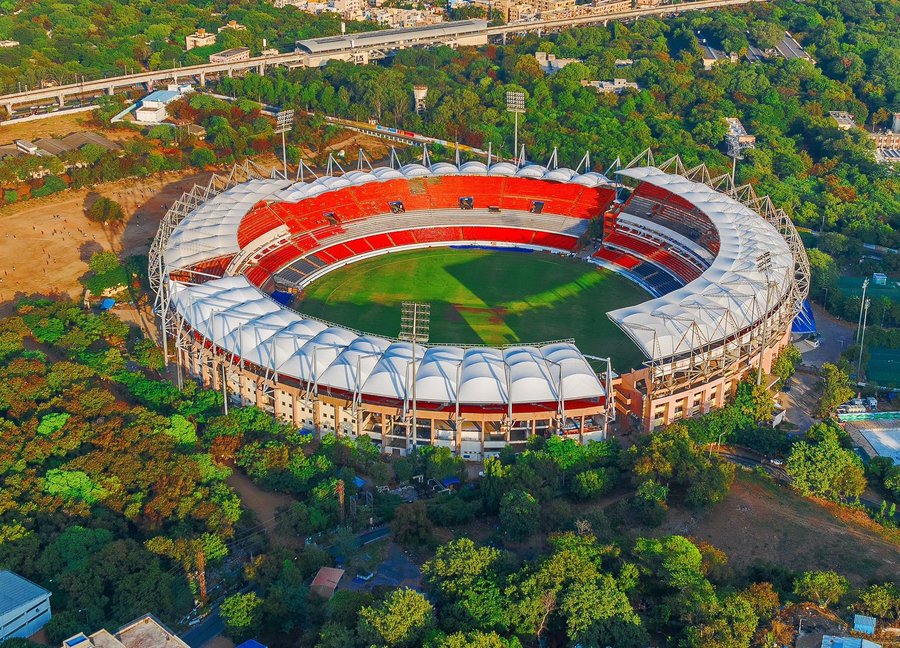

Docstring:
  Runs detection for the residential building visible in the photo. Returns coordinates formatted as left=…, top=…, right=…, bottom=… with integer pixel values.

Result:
left=615, top=58, right=634, bottom=66
left=0, top=571, right=52, bottom=643
left=186, top=28, right=216, bottom=50
left=593, top=0, right=631, bottom=14
left=29, top=132, right=121, bottom=157
left=535, top=51, right=582, bottom=74
left=62, top=613, right=189, bottom=648
left=582, top=78, right=639, bottom=93
left=774, top=31, right=815, bottom=63
left=533, top=0, right=574, bottom=13
left=820, top=637, right=881, bottom=648
left=829, top=111, right=857, bottom=131
left=210, top=47, right=251, bottom=63
left=0, top=40, right=19, bottom=48
left=218, top=20, right=247, bottom=33
left=700, top=40, right=737, bottom=70
left=310, top=567, right=345, bottom=598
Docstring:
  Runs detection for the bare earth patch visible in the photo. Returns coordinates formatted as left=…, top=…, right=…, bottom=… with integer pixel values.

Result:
left=655, top=470, right=898, bottom=585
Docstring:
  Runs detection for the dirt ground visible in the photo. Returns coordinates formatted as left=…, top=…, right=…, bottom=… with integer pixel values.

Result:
left=0, top=110, right=139, bottom=144
left=0, top=169, right=211, bottom=311
left=226, top=471, right=294, bottom=538
left=656, top=470, right=898, bottom=585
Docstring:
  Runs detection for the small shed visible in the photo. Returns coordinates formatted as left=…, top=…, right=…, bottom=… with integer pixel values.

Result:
left=99, top=298, right=116, bottom=311
left=310, top=566, right=345, bottom=599
left=872, top=272, right=887, bottom=286
left=853, top=614, right=877, bottom=635
left=440, top=476, right=461, bottom=490
left=236, top=641, right=268, bottom=648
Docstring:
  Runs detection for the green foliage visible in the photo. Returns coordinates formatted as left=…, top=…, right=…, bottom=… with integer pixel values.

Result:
left=499, top=489, right=539, bottom=541
left=190, top=147, right=216, bottom=168
left=857, top=582, right=900, bottom=620
left=817, top=363, right=855, bottom=417
left=88, top=251, right=121, bottom=275
left=772, top=346, right=802, bottom=386
left=358, top=588, right=434, bottom=647
left=86, top=196, right=125, bottom=225
left=793, top=570, right=849, bottom=607
left=37, top=411, right=70, bottom=436
left=44, top=468, right=107, bottom=504
left=570, top=468, right=612, bottom=501
left=164, top=414, right=198, bottom=446
left=391, top=501, right=433, bottom=547
left=787, top=421, right=867, bottom=502
left=220, top=592, right=264, bottom=642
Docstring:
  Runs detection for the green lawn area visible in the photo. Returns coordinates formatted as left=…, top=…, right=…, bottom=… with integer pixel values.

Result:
left=836, top=275, right=899, bottom=301
left=868, top=347, right=900, bottom=387
left=296, top=248, right=649, bottom=371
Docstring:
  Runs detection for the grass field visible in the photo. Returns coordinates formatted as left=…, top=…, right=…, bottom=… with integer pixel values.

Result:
left=836, top=275, right=899, bottom=301
left=296, top=248, right=648, bottom=371
left=868, top=347, right=900, bottom=387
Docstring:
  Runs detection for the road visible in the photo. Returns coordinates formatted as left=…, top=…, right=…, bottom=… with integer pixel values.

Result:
left=1, top=0, right=763, bottom=113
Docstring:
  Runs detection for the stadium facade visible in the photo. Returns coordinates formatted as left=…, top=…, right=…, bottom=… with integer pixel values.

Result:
left=150, top=151, right=808, bottom=459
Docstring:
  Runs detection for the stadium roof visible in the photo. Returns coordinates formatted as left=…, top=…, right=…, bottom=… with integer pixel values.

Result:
left=608, top=167, right=794, bottom=360
left=163, top=162, right=612, bottom=270
left=168, top=275, right=605, bottom=405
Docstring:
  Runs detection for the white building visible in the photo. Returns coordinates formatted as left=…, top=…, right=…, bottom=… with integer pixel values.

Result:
left=0, top=571, right=52, bottom=643
left=134, top=84, right=193, bottom=124
left=583, top=78, right=639, bottom=93
left=534, top=51, right=581, bottom=73
left=829, top=111, right=857, bottom=131
left=186, top=28, right=216, bottom=50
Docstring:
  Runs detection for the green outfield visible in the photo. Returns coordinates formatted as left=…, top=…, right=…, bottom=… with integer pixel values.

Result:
left=867, top=347, right=900, bottom=387
left=297, top=248, right=649, bottom=371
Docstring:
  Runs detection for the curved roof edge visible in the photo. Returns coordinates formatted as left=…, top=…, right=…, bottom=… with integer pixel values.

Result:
left=169, top=275, right=605, bottom=406
left=163, top=162, right=613, bottom=271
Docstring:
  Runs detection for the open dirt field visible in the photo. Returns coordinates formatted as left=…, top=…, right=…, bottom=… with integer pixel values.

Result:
left=656, top=470, right=898, bottom=585
left=0, top=110, right=139, bottom=144
left=0, top=169, right=211, bottom=311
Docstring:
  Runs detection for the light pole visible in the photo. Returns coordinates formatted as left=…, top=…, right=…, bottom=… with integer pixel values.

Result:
left=275, top=109, right=295, bottom=180
left=856, top=277, right=869, bottom=345
left=756, top=251, right=773, bottom=385
left=399, top=301, right=430, bottom=451
left=506, top=91, right=525, bottom=163
left=857, top=297, right=870, bottom=381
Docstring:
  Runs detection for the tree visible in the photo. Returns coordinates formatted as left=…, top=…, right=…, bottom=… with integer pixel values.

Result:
left=220, top=592, right=263, bottom=642
left=858, top=582, right=900, bottom=620
left=771, top=346, right=802, bottom=386
left=88, top=251, right=120, bottom=275
left=794, top=571, right=849, bottom=607
left=86, top=197, right=125, bottom=225
left=358, top=588, right=434, bottom=647
left=190, top=147, right=216, bottom=168
left=817, top=363, right=854, bottom=418
left=741, top=582, right=780, bottom=622
left=499, top=489, right=539, bottom=541
left=787, top=423, right=867, bottom=502
left=391, top=501, right=433, bottom=547
left=570, top=468, right=612, bottom=501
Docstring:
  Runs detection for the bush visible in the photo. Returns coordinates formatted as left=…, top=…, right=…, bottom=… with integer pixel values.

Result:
left=31, top=175, right=68, bottom=197
left=88, top=251, right=120, bottom=275
left=190, top=147, right=216, bottom=168
left=86, top=196, right=125, bottom=225
left=570, top=468, right=613, bottom=500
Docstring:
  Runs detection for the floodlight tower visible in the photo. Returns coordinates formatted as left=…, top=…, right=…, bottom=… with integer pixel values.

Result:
left=506, top=91, right=526, bottom=163
left=724, top=117, right=755, bottom=183
left=856, top=277, right=869, bottom=345
left=756, top=251, right=773, bottom=385
left=857, top=298, right=870, bottom=381
left=275, top=109, right=295, bottom=180
left=399, top=301, right=430, bottom=450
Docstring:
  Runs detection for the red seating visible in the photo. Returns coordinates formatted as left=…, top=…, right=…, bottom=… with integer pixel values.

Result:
left=238, top=202, right=287, bottom=248
left=345, top=237, right=375, bottom=255
left=245, top=266, right=272, bottom=288
left=364, top=233, right=396, bottom=251
left=413, top=227, right=462, bottom=244
left=388, top=231, right=417, bottom=247
left=258, top=243, right=305, bottom=273
left=531, top=232, right=578, bottom=251
left=604, top=231, right=703, bottom=283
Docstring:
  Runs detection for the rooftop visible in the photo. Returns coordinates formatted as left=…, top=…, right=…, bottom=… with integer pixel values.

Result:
left=0, top=570, right=50, bottom=616
left=62, top=614, right=188, bottom=648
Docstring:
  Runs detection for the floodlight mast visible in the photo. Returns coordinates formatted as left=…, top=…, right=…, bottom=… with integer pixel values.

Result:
left=275, top=109, right=295, bottom=180
left=399, top=302, right=430, bottom=452
left=756, top=251, right=773, bottom=386
left=506, top=91, right=526, bottom=164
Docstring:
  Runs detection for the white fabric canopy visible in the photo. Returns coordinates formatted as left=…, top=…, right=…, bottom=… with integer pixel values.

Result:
left=608, top=167, right=794, bottom=360
left=169, top=276, right=605, bottom=405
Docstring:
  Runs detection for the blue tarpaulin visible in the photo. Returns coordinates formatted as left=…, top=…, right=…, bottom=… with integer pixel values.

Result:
left=99, top=298, right=115, bottom=311
left=271, top=291, right=293, bottom=306
left=352, top=476, right=366, bottom=488
left=236, top=641, right=267, bottom=648
left=441, top=476, right=461, bottom=488
left=791, top=299, right=816, bottom=335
